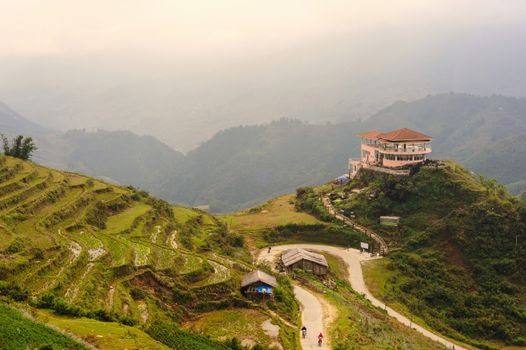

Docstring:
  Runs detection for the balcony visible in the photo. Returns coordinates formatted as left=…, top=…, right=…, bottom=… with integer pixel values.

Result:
left=378, top=145, right=431, bottom=154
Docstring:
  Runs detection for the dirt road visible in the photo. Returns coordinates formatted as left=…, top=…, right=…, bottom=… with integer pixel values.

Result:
left=258, top=244, right=467, bottom=350
left=258, top=249, right=332, bottom=350
left=294, top=285, right=329, bottom=349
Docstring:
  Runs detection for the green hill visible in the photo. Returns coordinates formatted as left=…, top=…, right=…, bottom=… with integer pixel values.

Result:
left=0, top=156, right=298, bottom=349
left=327, top=162, right=526, bottom=349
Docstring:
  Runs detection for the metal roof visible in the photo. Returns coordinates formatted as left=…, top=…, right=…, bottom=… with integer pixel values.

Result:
left=281, top=248, right=328, bottom=267
left=380, top=216, right=400, bottom=220
left=240, top=270, right=278, bottom=288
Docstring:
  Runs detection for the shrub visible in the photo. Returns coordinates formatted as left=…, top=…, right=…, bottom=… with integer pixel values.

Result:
left=295, top=187, right=332, bottom=221
left=4, top=238, right=24, bottom=254
left=0, top=281, right=29, bottom=301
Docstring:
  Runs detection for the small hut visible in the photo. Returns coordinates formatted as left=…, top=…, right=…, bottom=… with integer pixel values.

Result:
left=380, top=216, right=400, bottom=227
left=281, top=248, right=328, bottom=276
left=240, top=270, right=278, bottom=298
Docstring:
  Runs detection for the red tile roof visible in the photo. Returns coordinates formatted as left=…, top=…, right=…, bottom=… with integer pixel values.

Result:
left=357, top=131, right=382, bottom=140
left=378, top=128, right=432, bottom=142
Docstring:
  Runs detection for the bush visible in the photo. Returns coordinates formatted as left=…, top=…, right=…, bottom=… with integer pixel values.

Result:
left=0, top=281, right=29, bottom=301
left=4, top=238, right=24, bottom=254
left=295, top=187, right=332, bottom=221
left=265, top=223, right=367, bottom=248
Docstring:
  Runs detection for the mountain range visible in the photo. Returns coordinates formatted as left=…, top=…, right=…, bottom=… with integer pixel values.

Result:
left=1, top=93, right=526, bottom=212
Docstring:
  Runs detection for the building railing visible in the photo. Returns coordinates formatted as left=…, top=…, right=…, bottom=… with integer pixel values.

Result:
left=378, top=146, right=431, bottom=153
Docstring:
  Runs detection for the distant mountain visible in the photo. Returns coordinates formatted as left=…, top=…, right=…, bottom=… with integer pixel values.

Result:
left=160, top=120, right=357, bottom=211
left=2, top=21, right=526, bottom=151
left=158, top=94, right=526, bottom=212
left=57, top=129, right=184, bottom=188
left=0, top=101, right=184, bottom=189
left=0, top=101, right=49, bottom=135
left=3, top=94, right=526, bottom=213
left=366, top=93, right=526, bottom=190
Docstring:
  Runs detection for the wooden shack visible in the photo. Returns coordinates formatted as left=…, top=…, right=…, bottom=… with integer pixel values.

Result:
left=281, top=248, right=328, bottom=276
left=240, top=270, right=278, bottom=298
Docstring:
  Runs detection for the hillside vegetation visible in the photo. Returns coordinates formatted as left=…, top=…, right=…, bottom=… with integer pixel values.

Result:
left=0, top=156, right=298, bottom=349
left=158, top=94, right=526, bottom=212
left=4, top=94, right=526, bottom=212
left=230, top=196, right=450, bottom=349
left=330, top=162, right=526, bottom=349
left=0, top=304, right=88, bottom=350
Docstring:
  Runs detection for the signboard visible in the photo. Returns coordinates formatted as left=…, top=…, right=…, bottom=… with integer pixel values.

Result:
left=360, top=242, right=369, bottom=250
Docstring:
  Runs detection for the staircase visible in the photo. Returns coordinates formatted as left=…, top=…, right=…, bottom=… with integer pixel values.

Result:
left=322, top=194, right=389, bottom=256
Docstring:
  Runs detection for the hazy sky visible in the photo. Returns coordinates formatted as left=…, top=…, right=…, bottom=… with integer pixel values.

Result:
left=2, top=0, right=525, bottom=60
left=1, top=0, right=526, bottom=150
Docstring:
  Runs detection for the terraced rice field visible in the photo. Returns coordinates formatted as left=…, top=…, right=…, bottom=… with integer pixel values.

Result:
left=0, top=156, right=242, bottom=325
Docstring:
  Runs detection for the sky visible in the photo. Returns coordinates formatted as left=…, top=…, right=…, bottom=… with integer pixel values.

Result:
left=1, top=0, right=526, bottom=150
left=2, top=0, right=525, bottom=59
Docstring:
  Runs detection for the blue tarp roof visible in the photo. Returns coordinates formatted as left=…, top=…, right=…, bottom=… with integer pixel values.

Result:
left=254, top=286, right=273, bottom=294
left=335, top=175, right=350, bottom=184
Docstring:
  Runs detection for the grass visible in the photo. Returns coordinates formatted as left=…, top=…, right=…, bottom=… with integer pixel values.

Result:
left=183, top=308, right=278, bottom=347
left=99, top=234, right=132, bottom=266
left=361, top=258, right=477, bottom=349
left=35, top=309, right=170, bottom=350
left=361, top=259, right=395, bottom=300
left=191, top=260, right=230, bottom=287
left=67, top=174, right=88, bottom=186
left=173, top=206, right=201, bottom=225
left=293, top=269, right=448, bottom=350
left=228, top=194, right=323, bottom=231
left=360, top=258, right=429, bottom=325
left=325, top=290, right=448, bottom=350
left=0, top=303, right=88, bottom=350
left=132, top=242, right=151, bottom=266
left=318, top=251, right=349, bottom=281
left=104, top=203, right=151, bottom=235
left=178, top=254, right=203, bottom=274
left=332, top=163, right=526, bottom=348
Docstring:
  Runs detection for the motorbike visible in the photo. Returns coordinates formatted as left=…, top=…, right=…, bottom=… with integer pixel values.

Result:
left=301, top=329, right=307, bottom=338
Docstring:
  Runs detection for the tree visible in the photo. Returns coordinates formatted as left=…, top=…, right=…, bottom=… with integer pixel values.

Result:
left=1, top=134, right=37, bottom=160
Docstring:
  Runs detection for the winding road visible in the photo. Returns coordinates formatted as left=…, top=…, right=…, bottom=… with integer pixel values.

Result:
left=294, top=285, right=329, bottom=349
left=258, top=244, right=467, bottom=350
left=257, top=250, right=332, bottom=349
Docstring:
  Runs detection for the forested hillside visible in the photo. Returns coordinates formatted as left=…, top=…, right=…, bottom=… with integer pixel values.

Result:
left=3, top=94, right=526, bottom=213
left=160, top=120, right=356, bottom=212
left=328, top=162, right=526, bottom=349
left=159, top=93, right=526, bottom=212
